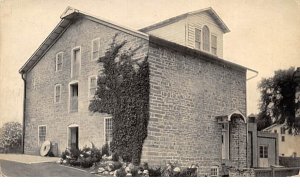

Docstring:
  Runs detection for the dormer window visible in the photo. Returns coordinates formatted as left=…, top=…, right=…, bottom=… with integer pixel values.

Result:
left=202, top=25, right=210, bottom=52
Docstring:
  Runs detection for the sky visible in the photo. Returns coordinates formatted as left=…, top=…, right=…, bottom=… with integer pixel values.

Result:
left=0, top=0, right=300, bottom=126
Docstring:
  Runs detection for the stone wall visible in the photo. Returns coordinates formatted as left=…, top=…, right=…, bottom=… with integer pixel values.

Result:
left=24, top=17, right=148, bottom=155
left=141, top=40, right=247, bottom=176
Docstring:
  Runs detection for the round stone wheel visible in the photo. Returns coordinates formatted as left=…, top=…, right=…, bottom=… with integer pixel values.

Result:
left=40, top=140, right=51, bottom=156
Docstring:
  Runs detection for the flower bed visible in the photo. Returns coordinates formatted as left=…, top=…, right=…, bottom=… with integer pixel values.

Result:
left=57, top=143, right=198, bottom=177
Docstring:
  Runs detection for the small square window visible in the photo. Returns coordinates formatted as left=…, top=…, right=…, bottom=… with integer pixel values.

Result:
left=210, top=166, right=219, bottom=177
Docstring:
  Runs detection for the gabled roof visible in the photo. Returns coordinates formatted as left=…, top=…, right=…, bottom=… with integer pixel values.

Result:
left=139, top=7, right=230, bottom=33
left=19, top=7, right=149, bottom=74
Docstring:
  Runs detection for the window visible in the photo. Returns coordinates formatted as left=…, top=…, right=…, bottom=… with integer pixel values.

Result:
left=54, top=84, right=61, bottom=103
left=281, top=136, right=285, bottom=142
left=211, top=35, right=217, bottom=55
left=88, top=76, right=97, bottom=98
left=274, top=130, right=277, bottom=134
left=71, top=47, right=81, bottom=78
left=70, top=82, right=78, bottom=112
left=91, top=38, right=101, bottom=61
left=202, top=25, right=210, bottom=52
left=210, top=166, right=219, bottom=177
left=38, top=125, right=47, bottom=145
left=105, top=117, right=113, bottom=143
left=56, top=52, right=63, bottom=71
left=259, top=145, right=268, bottom=158
left=280, top=127, right=285, bottom=134
left=194, top=28, right=201, bottom=50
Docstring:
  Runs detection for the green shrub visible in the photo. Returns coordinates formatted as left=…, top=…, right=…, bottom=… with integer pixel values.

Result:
left=0, top=122, right=22, bottom=153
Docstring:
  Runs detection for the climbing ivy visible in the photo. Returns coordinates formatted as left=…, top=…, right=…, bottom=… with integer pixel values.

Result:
left=89, top=34, right=149, bottom=165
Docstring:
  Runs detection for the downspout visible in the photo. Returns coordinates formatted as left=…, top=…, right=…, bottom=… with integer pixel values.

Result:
left=21, top=72, right=26, bottom=154
left=245, top=68, right=258, bottom=168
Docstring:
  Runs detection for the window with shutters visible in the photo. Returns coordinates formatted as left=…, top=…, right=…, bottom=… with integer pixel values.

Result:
left=194, top=28, right=201, bottom=50
left=54, top=84, right=61, bottom=103
left=56, top=52, right=64, bottom=71
left=88, top=75, right=97, bottom=98
left=202, top=25, right=210, bottom=52
left=91, top=38, right=101, bottom=61
left=38, top=125, right=47, bottom=145
left=104, top=117, right=113, bottom=143
left=211, top=35, right=217, bottom=55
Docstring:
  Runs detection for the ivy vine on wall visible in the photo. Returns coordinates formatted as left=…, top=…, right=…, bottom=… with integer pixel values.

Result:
left=89, top=34, right=149, bottom=165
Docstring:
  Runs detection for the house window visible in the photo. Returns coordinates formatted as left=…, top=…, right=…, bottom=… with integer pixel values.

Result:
left=91, top=38, right=101, bottom=61
left=38, top=125, right=47, bottom=145
left=281, top=136, right=285, bottom=142
left=56, top=52, right=63, bottom=71
left=71, top=47, right=81, bottom=78
left=202, top=25, right=210, bottom=52
left=211, top=35, right=217, bottom=55
left=210, top=166, right=219, bottom=177
left=280, top=127, right=285, bottom=134
left=70, top=82, right=78, bottom=112
left=105, top=117, right=113, bottom=143
left=88, top=76, right=97, bottom=98
left=195, top=28, right=201, bottom=50
left=54, top=84, right=61, bottom=103
left=259, top=145, right=268, bottom=158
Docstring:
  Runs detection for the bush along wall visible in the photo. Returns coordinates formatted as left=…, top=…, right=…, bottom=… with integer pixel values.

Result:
left=89, top=34, right=150, bottom=165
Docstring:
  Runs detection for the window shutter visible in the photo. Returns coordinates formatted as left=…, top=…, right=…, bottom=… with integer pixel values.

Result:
left=211, top=35, right=217, bottom=55
left=187, top=24, right=195, bottom=48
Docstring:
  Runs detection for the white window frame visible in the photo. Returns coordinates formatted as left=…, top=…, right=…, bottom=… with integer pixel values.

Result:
left=68, top=80, right=79, bottom=113
left=88, top=75, right=97, bottom=99
left=104, top=117, right=113, bottom=144
left=210, top=166, right=219, bottom=177
left=54, top=84, right=62, bottom=103
left=55, top=52, right=64, bottom=72
left=91, top=38, right=101, bottom=61
left=38, top=125, right=47, bottom=145
left=259, top=145, right=268, bottom=158
left=71, top=46, right=81, bottom=78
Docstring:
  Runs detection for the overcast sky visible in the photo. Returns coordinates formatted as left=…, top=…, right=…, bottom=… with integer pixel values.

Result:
left=0, top=0, right=300, bottom=126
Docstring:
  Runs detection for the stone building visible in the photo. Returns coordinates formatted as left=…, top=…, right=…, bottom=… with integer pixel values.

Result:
left=19, top=7, right=254, bottom=176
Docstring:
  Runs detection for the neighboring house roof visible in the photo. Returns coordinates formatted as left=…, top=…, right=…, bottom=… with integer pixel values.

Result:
left=19, top=6, right=149, bottom=74
left=139, top=7, right=230, bottom=33
left=263, top=123, right=284, bottom=132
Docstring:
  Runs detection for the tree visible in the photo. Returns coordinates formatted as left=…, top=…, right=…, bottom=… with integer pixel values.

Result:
left=89, top=34, right=149, bottom=165
left=0, top=122, right=22, bottom=152
left=257, top=67, right=298, bottom=132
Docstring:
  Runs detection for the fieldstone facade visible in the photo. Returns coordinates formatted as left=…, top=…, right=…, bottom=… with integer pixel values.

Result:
left=23, top=17, right=148, bottom=155
left=21, top=7, right=248, bottom=176
left=140, top=37, right=247, bottom=176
